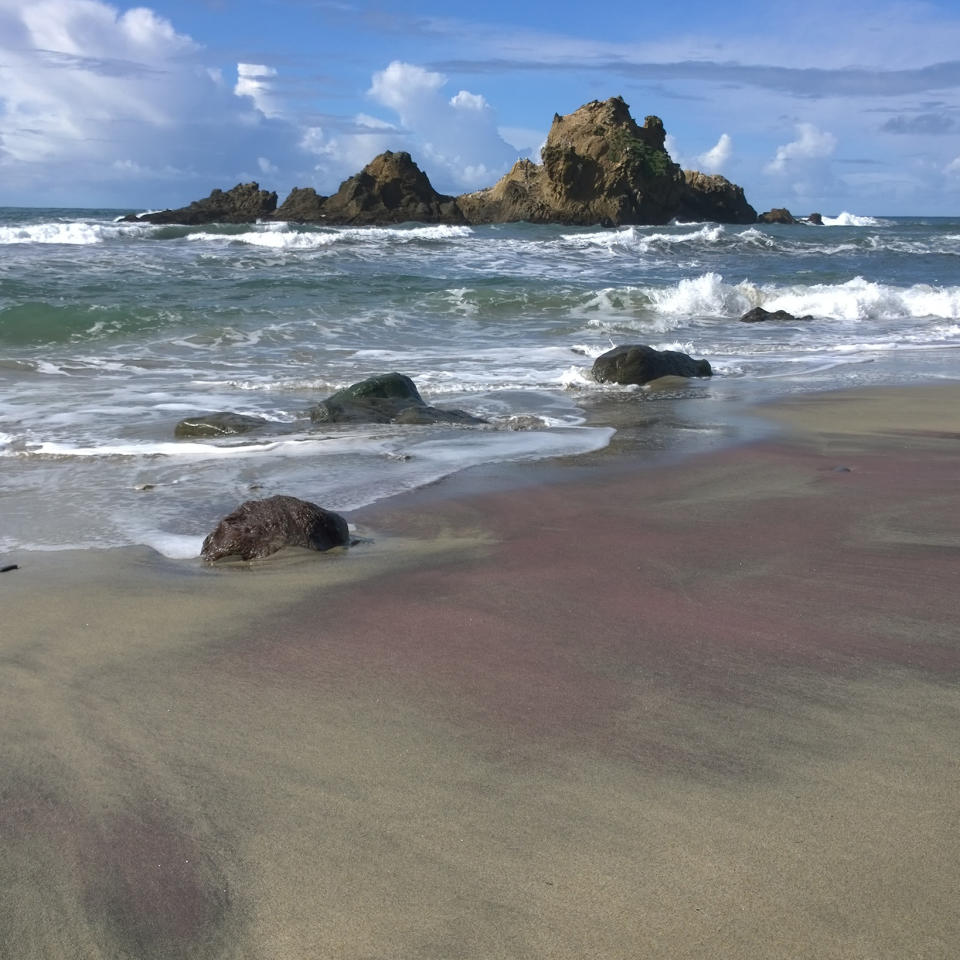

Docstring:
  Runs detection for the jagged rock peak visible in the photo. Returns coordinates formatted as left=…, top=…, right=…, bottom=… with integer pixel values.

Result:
left=320, top=151, right=466, bottom=225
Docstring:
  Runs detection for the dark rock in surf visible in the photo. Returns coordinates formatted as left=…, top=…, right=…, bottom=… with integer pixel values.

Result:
left=174, top=412, right=268, bottom=438
left=309, top=372, right=486, bottom=425
left=122, top=182, right=278, bottom=225
left=806, top=212, right=824, bottom=225
left=757, top=207, right=799, bottom=225
left=591, top=345, right=712, bottom=385
left=201, top=495, right=350, bottom=561
left=739, top=307, right=813, bottom=323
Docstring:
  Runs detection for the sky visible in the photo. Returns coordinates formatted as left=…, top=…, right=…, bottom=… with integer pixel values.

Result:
left=2, top=0, right=960, bottom=214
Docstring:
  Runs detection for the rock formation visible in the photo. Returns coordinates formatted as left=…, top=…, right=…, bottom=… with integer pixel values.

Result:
left=310, top=373, right=486, bottom=425
left=201, top=495, right=350, bottom=561
left=591, top=345, right=713, bottom=385
left=757, top=207, right=799, bottom=225
left=124, top=182, right=277, bottom=225
left=124, top=97, right=759, bottom=228
left=459, top=98, right=754, bottom=226
left=318, top=151, right=466, bottom=225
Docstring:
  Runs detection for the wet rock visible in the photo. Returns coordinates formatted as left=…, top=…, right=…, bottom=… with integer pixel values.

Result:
left=740, top=307, right=813, bottom=323
left=758, top=207, right=799, bottom=225
left=122, top=182, right=277, bottom=225
left=174, top=412, right=268, bottom=438
left=310, top=372, right=486, bottom=425
left=591, top=345, right=712, bottom=385
left=201, top=495, right=350, bottom=561
left=806, top=212, right=824, bottom=225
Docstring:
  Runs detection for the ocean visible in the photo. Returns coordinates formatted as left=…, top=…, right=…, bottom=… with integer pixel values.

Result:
left=2, top=209, right=958, bottom=559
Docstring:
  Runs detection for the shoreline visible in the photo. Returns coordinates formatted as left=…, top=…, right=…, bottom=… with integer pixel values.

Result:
left=3, top=381, right=959, bottom=958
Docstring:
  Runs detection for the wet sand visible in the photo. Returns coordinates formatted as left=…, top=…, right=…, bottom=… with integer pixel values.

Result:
left=2, top=384, right=959, bottom=959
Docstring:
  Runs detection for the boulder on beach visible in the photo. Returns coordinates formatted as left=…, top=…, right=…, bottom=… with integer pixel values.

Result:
left=123, top=182, right=278, bottom=225
left=740, top=307, right=813, bottom=323
left=310, top=372, right=486, bottom=425
left=591, top=345, right=712, bottom=385
left=174, top=412, right=268, bottom=438
left=201, top=495, right=350, bottom=561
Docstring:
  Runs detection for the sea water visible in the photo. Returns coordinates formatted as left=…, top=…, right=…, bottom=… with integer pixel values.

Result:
left=2, top=209, right=958, bottom=557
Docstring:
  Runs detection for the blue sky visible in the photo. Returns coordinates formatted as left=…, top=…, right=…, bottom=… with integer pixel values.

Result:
left=2, top=0, right=960, bottom=214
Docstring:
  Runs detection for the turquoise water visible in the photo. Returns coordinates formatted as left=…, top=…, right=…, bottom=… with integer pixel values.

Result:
left=2, top=209, right=959, bottom=556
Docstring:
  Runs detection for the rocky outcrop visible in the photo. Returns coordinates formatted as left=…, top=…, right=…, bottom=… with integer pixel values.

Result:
left=124, top=182, right=277, bottom=225
left=591, top=345, right=712, bottom=385
left=459, top=99, right=688, bottom=226
left=740, top=307, right=813, bottom=323
left=806, top=212, right=824, bottom=225
left=274, top=186, right=327, bottom=222
left=309, top=373, right=486, bottom=425
left=123, top=97, right=759, bottom=228
left=758, top=207, right=799, bottom=225
left=201, top=495, right=350, bottom=561
left=318, top=152, right=466, bottom=225
left=676, top=171, right=757, bottom=224
left=174, top=412, right=268, bottom=438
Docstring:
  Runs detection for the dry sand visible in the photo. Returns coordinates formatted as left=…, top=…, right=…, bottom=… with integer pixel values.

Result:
left=2, top=384, right=959, bottom=959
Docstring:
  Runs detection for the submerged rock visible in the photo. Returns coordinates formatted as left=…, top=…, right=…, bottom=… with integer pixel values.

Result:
left=591, top=344, right=712, bottom=385
left=201, top=495, right=350, bottom=561
left=123, top=182, right=278, bottom=225
left=310, top=372, right=486, bottom=425
left=740, top=307, right=813, bottom=323
left=174, top=412, right=268, bottom=438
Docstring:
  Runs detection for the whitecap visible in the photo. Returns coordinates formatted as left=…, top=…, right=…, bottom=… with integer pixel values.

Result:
left=821, top=212, right=883, bottom=227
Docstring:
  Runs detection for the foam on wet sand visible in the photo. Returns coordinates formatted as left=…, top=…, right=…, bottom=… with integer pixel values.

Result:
left=2, top=384, right=958, bottom=959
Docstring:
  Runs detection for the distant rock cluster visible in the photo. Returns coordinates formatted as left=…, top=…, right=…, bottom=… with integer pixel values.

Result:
left=124, top=96, right=760, bottom=229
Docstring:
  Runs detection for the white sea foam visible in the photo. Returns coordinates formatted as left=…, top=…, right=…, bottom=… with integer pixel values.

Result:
left=821, top=212, right=883, bottom=227
left=562, top=224, right=724, bottom=252
left=636, top=273, right=960, bottom=322
left=0, top=221, right=146, bottom=245
left=187, top=223, right=473, bottom=249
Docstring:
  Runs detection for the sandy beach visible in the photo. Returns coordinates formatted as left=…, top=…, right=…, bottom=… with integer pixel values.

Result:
left=2, top=384, right=959, bottom=959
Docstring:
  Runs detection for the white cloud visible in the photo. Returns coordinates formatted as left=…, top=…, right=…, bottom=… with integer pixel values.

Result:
left=766, top=123, right=837, bottom=174
left=235, top=63, right=281, bottom=118
left=0, top=0, right=310, bottom=206
left=946, top=155, right=960, bottom=175
left=362, top=60, right=517, bottom=191
left=697, top=133, right=732, bottom=173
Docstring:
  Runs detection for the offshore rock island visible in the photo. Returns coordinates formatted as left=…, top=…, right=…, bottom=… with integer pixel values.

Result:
left=124, top=96, right=758, bottom=227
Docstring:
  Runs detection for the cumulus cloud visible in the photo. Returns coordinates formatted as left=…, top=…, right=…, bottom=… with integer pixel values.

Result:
left=235, top=63, right=282, bottom=118
left=0, top=0, right=305, bottom=206
left=697, top=133, right=732, bottom=173
left=946, top=155, right=960, bottom=175
left=359, top=60, right=519, bottom=191
left=766, top=123, right=837, bottom=174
